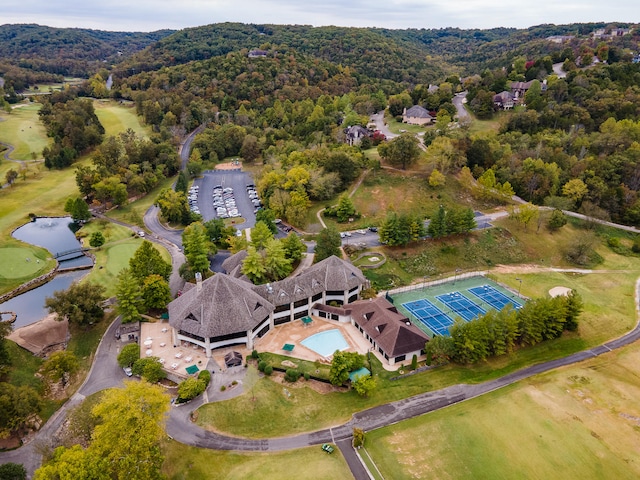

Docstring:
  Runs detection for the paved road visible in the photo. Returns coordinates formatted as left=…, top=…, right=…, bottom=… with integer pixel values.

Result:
left=370, top=111, right=397, bottom=139
left=552, top=62, right=567, bottom=79
left=0, top=317, right=127, bottom=476
left=452, top=91, right=470, bottom=122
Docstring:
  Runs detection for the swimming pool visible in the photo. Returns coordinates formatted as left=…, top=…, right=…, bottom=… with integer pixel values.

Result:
left=301, top=329, right=349, bottom=357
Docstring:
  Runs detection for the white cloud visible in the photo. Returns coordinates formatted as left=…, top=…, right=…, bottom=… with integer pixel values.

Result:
left=1, top=0, right=638, bottom=31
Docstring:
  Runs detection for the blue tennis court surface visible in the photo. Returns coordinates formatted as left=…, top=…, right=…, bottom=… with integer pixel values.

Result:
left=436, top=292, right=486, bottom=321
left=402, top=299, right=454, bottom=336
left=468, top=285, right=522, bottom=311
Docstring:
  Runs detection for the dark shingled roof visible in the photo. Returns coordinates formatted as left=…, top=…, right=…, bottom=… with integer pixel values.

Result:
left=252, top=255, right=366, bottom=305
left=222, top=250, right=248, bottom=275
left=169, top=274, right=274, bottom=338
left=349, top=297, right=429, bottom=357
left=404, top=105, right=433, bottom=119
left=168, top=256, right=366, bottom=340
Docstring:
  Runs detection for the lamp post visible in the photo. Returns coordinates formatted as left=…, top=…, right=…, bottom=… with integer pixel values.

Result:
left=454, top=268, right=461, bottom=285
left=516, top=278, right=522, bottom=298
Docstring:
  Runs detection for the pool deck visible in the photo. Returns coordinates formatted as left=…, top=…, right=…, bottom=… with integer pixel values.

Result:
left=138, top=314, right=402, bottom=375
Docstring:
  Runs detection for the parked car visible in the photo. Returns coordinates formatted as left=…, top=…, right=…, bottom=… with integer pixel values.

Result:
left=123, top=366, right=133, bottom=377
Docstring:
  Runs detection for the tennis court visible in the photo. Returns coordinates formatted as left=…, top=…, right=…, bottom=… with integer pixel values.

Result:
left=436, top=292, right=486, bottom=322
left=402, top=299, right=454, bottom=336
left=468, top=285, right=522, bottom=311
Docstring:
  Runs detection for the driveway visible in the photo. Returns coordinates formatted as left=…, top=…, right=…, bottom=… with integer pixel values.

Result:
left=369, top=111, right=398, bottom=139
left=453, top=91, right=470, bottom=121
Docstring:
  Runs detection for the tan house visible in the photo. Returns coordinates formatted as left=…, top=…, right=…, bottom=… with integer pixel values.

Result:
left=402, top=105, right=434, bottom=125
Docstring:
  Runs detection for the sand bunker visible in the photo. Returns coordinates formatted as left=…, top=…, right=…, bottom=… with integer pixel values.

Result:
left=549, top=286, right=572, bottom=298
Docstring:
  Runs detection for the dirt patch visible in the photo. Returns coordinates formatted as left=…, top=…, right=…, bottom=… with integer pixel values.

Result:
left=215, top=161, right=242, bottom=170
left=549, top=286, right=572, bottom=297
left=492, top=264, right=546, bottom=274
left=7, top=313, right=68, bottom=357
left=269, top=371, right=346, bottom=394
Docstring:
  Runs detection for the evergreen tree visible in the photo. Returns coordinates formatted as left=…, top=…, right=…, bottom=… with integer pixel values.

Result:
left=314, top=226, right=342, bottom=262
left=174, top=170, right=188, bottom=194
left=115, top=268, right=143, bottom=323
left=129, top=240, right=172, bottom=282
left=241, top=246, right=267, bottom=284
left=251, top=221, right=274, bottom=250
left=264, top=238, right=293, bottom=281
left=282, top=232, right=306, bottom=263
left=182, top=222, right=211, bottom=276
left=428, top=205, right=446, bottom=238
left=64, top=197, right=91, bottom=223
left=255, top=208, right=277, bottom=234
left=141, top=274, right=171, bottom=311
left=335, top=194, right=356, bottom=222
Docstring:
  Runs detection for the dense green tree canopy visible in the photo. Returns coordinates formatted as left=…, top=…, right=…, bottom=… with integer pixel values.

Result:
left=45, top=282, right=106, bottom=328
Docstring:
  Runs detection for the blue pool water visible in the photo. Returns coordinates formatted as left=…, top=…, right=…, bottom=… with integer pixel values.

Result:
left=301, top=329, right=349, bottom=357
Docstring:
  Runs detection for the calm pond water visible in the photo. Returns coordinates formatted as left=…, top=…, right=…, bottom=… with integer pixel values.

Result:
left=12, top=216, right=92, bottom=266
left=3, top=217, right=94, bottom=327
left=0, top=270, right=88, bottom=328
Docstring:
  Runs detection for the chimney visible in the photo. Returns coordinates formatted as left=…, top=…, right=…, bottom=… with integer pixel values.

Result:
left=195, top=272, right=202, bottom=292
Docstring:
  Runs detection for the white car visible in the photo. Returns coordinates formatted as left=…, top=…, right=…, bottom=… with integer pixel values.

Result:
left=138, top=231, right=145, bottom=237
left=123, top=366, right=133, bottom=377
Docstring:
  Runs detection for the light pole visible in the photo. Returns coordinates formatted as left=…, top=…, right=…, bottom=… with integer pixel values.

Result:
left=454, top=268, right=461, bottom=285
left=516, top=278, right=522, bottom=298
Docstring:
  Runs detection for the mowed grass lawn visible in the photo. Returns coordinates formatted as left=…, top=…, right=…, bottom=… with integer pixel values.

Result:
left=365, top=343, right=640, bottom=480
left=0, top=103, right=49, bottom=160
left=79, top=221, right=170, bottom=296
left=0, top=243, right=56, bottom=293
left=93, top=100, right=150, bottom=139
left=162, top=440, right=350, bottom=480
left=197, top=224, right=640, bottom=438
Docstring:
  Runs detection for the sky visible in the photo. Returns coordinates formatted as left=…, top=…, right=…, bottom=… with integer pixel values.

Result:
left=2, top=0, right=638, bottom=32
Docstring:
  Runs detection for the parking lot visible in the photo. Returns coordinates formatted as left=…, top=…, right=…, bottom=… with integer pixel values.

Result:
left=192, top=170, right=259, bottom=228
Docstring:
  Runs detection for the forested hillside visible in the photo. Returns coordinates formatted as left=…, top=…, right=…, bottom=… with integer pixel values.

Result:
left=3, top=21, right=640, bottom=229
left=0, top=24, right=174, bottom=79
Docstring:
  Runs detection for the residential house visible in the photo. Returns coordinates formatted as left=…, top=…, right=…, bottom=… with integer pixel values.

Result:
left=248, top=49, right=268, bottom=58
left=402, top=105, right=434, bottom=125
left=493, top=91, right=515, bottom=110
left=345, top=125, right=370, bottom=146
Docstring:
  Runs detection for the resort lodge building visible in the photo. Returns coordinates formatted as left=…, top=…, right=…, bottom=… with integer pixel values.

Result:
left=168, top=255, right=429, bottom=365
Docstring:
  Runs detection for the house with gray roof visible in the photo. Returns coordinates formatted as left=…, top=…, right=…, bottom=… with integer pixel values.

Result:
left=493, top=91, right=514, bottom=110
left=168, top=255, right=368, bottom=357
left=345, top=125, right=370, bottom=146
left=402, top=105, right=434, bottom=125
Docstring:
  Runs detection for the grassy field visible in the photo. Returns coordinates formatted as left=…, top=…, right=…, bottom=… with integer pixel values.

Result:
left=365, top=342, right=640, bottom=479
left=78, top=220, right=171, bottom=297
left=196, top=218, right=640, bottom=438
left=384, top=115, right=430, bottom=135
left=93, top=100, right=150, bottom=139
left=105, top=175, right=175, bottom=227
left=0, top=103, right=49, bottom=161
left=0, top=101, right=151, bottom=294
left=0, top=156, right=85, bottom=294
left=161, top=439, right=351, bottom=480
